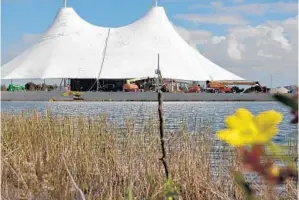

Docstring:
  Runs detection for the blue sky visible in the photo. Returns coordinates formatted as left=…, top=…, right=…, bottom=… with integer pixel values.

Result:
left=2, top=0, right=296, bottom=49
left=2, top=0, right=182, bottom=49
left=1, top=0, right=298, bottom=87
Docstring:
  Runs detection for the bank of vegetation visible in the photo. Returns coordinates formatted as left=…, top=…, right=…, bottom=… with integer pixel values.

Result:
left=1, top=111, right=297, bottom=200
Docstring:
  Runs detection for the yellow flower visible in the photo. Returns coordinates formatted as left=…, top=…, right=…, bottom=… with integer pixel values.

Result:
left=269, top=165, right=280, bottom=177
left=217, top=108, right=283, bottom=147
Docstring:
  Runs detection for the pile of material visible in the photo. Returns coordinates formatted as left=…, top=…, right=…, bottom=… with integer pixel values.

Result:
left=243, top=86, right=269, bottom=93
left=269, top=87, right=289, bottom=94
left=24, top=82, right=57, bottom=91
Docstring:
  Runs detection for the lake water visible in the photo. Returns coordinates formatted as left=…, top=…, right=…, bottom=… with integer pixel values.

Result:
left=1, top=101, right=297, bottom=144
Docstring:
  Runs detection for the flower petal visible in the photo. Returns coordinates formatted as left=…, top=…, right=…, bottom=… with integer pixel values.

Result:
left=254, top=110, right=282, bottom=132
left=218, top=109, right=282, bottom=147
left=217, top=129, right=250, bottom=147
left=235, top=108, right=254, bottom=121
left=254, top=127, right=278, bottom=143
left=225, top=108, right=254, bottom=130
left=225, top=115, right=242, bottom=129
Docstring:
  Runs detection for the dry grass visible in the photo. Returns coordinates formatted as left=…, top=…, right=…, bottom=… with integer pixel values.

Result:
left=1, top=111, right=297, bottom=200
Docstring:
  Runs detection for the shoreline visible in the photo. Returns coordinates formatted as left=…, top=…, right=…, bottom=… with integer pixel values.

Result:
left=1, top=91, right=291, bottom=102
left=0, top=100, right=276, bottom=102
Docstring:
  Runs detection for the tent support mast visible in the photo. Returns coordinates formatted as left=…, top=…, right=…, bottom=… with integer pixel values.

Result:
left=96, top=79, right=100, bottom=92
left=59, top=79, right=63, bottom=90
left=155, top=53, right=161, bottom=92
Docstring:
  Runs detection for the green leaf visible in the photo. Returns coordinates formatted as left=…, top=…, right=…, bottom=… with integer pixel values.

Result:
left=233, top=171, right=256, bottom=200
left=164, top=176, right=178, bottom=200
left=127, top=183, right=133, bottom=200
left=273, top=94, right=298, bottom=110
left=266, top=142, right=297, bottom=170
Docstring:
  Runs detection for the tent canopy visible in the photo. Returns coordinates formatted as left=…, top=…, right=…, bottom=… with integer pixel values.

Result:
left=1, top=6, right=244, bottom=81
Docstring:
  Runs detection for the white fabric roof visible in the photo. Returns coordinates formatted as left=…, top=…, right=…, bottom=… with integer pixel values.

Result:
left=1, top=6, right=244, bottom=81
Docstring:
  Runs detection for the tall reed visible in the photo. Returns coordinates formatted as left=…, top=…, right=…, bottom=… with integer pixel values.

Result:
left=1, top=111, right=297, bottom=200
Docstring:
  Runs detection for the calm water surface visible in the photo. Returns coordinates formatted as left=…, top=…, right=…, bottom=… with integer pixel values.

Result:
left=1, top=101, right=297, bottom=144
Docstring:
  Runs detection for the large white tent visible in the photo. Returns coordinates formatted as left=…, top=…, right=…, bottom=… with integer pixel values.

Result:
left=1, top=5, right=244, bottom=81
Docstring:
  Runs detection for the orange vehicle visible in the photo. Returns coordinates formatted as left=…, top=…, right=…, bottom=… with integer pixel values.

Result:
left=205, top=81, right=232, bottom=93
left=205, top=80, right=263, bottom=93
left=186, top=85, right=201, bottom=93
left=123, top=78, right=140, bottom=92
left=123, top=83, right=139, bottom=92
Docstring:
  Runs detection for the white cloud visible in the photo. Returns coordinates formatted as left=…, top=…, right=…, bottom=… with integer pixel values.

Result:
left=227, top=37, right=245, bottom=60
left=175, top=14, right=248, bottom=25
left=173, top=26, right=212, bottom=46
left=210, top=1, right=223, bottom=8
left=224, top=2, right=297, bottom=15
left=231, top=0, right=244, bottom=3
left=211, top=36, right=226, bottom=44
left=190, top=2, right=298, bottom=16
left=176, top=15, right=298, bottom=86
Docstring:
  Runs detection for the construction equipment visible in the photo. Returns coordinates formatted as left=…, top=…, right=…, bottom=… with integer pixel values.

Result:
left=7, top=84, right=25, bottom=92
left=205, top=81, right=263, bottom=93
left=186, top=84, right=201, bottom=93
left=123, top=78, right=141, bottom=92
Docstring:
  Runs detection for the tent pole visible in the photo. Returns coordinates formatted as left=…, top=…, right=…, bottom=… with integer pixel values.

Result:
left=155, top=53, right=161, bottom=92
left=158, top=53, right=160, bottom=92
left=43, top=79, right=48, bottom=92
left=59, top=79, right=63, bottom=90
left=96, top=79, right=100, bottom=92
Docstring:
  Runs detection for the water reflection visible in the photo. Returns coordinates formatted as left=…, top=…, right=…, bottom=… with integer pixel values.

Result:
left=1, top=101, right=297, bottom=144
